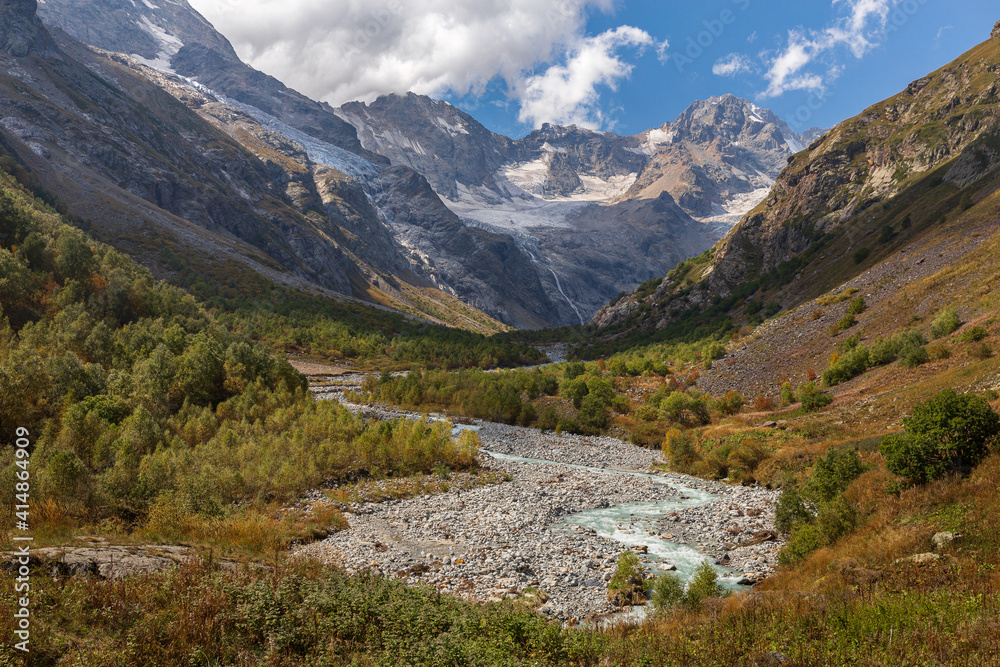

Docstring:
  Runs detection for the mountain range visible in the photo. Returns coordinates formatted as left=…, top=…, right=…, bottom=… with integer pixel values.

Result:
left=0, top=0, right=816, bottom=330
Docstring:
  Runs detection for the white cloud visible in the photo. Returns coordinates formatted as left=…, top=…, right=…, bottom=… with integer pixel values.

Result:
left=761, top=0, right=897, bottom=97
left=187, top=0, right=660, bottom=129
left=712, top=53, right=752, bottom=77
left=516, top=26, right=663, bottom=129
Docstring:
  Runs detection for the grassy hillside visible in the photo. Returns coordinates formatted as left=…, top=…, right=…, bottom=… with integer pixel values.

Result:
left=0, top=163, right=491, bottom=559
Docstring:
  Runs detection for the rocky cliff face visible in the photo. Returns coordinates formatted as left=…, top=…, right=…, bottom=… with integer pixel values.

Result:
left=1, top=32, right=368, bottom=296
left=1, top=0, right=54, bottom=56
left=23, top=0, right=564, bottom=328
left=707, top=37, right=1000, bottom=297
left=339, top=93, right=513, bottom=201
left=374, top=166, right=561, bottom=328
left=512, top=124, right=647, bottom=198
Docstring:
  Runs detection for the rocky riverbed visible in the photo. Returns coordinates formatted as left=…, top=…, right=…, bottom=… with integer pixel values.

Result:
left=297, top=379, right=781, bottom=621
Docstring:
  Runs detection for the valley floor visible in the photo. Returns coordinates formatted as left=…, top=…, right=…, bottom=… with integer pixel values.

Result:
left=299, top=375, right=780, bottom=621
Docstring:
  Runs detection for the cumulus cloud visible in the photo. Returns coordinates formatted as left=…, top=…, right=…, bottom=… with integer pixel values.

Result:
left=517, top=26, right=663, bottom=129
left=712, top=53, right=753, bottom=77
left=188, top=0, right=660, bottom=129
left=761, top=0, right=897, bottom=97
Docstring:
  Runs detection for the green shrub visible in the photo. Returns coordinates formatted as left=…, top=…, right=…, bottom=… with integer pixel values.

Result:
left=684, top=561, right=727, bottom=607
left=780, top=381, right=794, bottom=407
left=880, top=389, right=1000, bottom=485
left=868, top=329, right=927, bottom=367
left=635, top=403, right=659, bottom=421
left=815, top=497, right=858, bottom=545
left=564, top=361, right=586, bottom=380
left=663, top=428, right=701, bottom=471
left=649, top=573, right=685, bottom=612
left=822, top=346, right=870, bottom=386
left=775, top=486, right=812, bottom=532
left=930, top=307, right=961, bottom=339
left=796, top=382, right=833, bottom=411
left=714, top=391, right=745, bottom=416
left=702, top=341, right=727, bottom=362
left=608, top=551, right=648, bottom=607
left=806, top=448, right=866, bottom=502
left=561, top=376, right=590, bottom=409
left=970, top=342, right=994, bottom=360
left=660, top=391, right=711, bottom=427
left=901, top=344, right=929, bottom=368
left=852, top=247, right=870, bottom=264
left=958, top=325, right=988, bottom=343
left=779, top=523, right=822, bottom=564
left=537, top=405, right=558, bottom=430
left=578, top=394, right=610, bottom=432
left=834, top=313, right=857, bottom=332
left=847, top=297, right=866, bottom=315
left=516, top=403, right=537, bottom=427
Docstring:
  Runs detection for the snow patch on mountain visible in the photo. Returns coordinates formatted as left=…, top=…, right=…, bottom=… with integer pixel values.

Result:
left=130, top=16, right=182, bottom=73
left=449, top=184, right=585, bottom=232
left=782, top=132, right=805, bottom=153
left=501, top=160, right=636, bottom=201
left=694, top=185, right=772, bottom=228
left=504, top=158, right=549, bottom=194
left=182, top=81, right=382, bottom=183
left=434, top=116, right=469, bottom=137
left=642, top=127, right=675, bottom=154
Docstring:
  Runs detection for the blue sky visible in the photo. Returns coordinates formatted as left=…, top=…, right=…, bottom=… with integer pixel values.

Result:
left=194, top=0, right=998, bottom=139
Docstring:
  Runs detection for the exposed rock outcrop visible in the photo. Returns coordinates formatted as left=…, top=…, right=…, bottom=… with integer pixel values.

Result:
left=0, top=0, right=52, bottom=57
left=37, top=0, right=370, bottom=157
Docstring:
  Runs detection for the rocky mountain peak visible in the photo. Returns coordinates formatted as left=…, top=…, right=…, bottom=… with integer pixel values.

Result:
left=37, top=0, right=238, bottom=67
left=338, top=92, right=513, bottom=199
left=1, top=0, right=48, bottom=56
left=993, top=20, right=1000, bottom=39
left=625, top=95, right=808, bottom=219
left=672, top=94, right=797, bottom=148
